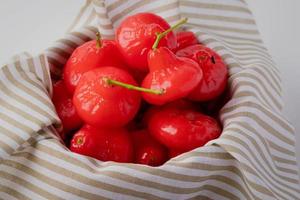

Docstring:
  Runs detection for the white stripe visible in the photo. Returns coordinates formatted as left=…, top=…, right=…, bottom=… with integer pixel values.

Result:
left=0, top=176, right=47, bottom=200
left=216, top=139, right=299, bottom=196
left=1, top=165, right=86, bottom=200
left=0, top=105, right=40, bottom=130
left=223, top=124, right=297, bottom=179
left=189, top=0, right=249, bottom=8
left=7, top=64, right=52, bottom=104
left=0, top=148, right=9, bottom=160
left=0, top=118, right=30, bottom=141
left=19, top=145, right=239, bottom=189
left=0, top=191, right=18, bottom=200
left=0, top=89, right=51, bottom=124
left=0, top=131, right=20, bottom=150
left=6, top=156, right=142, bottom=200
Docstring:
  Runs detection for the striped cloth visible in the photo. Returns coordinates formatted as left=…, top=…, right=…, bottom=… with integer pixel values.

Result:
left=0, top=0, right=299, bottom=199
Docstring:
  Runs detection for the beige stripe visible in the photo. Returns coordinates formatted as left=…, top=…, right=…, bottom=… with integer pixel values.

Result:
left=94, top=11, right=107, bottom=19
left=0, top=96, right=44, bottom=126
left=201, top=37, right=267, bottom=51
left=189, top=22, right=259, bottom=35
left=213, top=45, right=271, bottom=60
left=0, top=170, right=64, bottom=200
left=222, top=111, right=294, bottom=145
left=97, top=22, right=114, bottom=30
left=71, top=31, right=93, bottom=42
left=0, top=126, right=25, bottom=146
left=220, top=144, right=299, bottom=199
left=222, top=54, right=275, bottom=69
left=173, top=151, right=233, bottom=161
left=56, top=38, right=78, bottom=49
left=38, top=55, right=52, bottom=93
left=47, top=47, right=70, bottom=59
left=200, top=37, right=266, bottom=53
left=188, top=195, right=213, bottom=200
left=212, top=46, right=274, bottom=67
left=148, top=1, right=179, bottom=15
left=233, top=91, right=274, bottom=112
left=182, top=12, right=255, bottom=24
left=223, top=101, right=292, bottom=133
left=67, top=0, right=93, bottom=32
left=36, top=143, right=255, bottom=196
left=231, top=80, right=282, bottom=110
left=229, top=71, right=281, bottom=103
left=106, top=0, right=129, bottom=12
left=0, top=140, right=14, bottom=155
left=36, top=143, right=241, bottom=183
left=199, top=185, right=240, bottom=200
left=192, top=29, right=263, bottom=44
left=12, top=150, right=252, bottom=199
left=255, top=62, right=281, bottom=82
left=239, top=163, right=289, bottom=200
left=251, top=67, right=281, bottom=93
left=37, top=142, right=267, bottom=199
left=233, top=121, right=295, bottom=157
left=2, top=160, right=112, bottom=200
left=0, top=184, right=31, bottom=200
left=0, top=112, right=34, bottom=136
left=202, top=38, right=268, bottom=53
left=85, top=25, right=99, bottom=34
left=26, top=56, right=38, bottom=79
left=222, top=133, right=298, bottom=182
left=277, top=166, right=298, bottom=175
left=230, top=69, right=281, bottom=99
left=2, top=66, right=53, bottom=111
left=15, top=60, right=50, bottom=96
left=111, top=0, right=157, bottom=23
left=11, top=146, right=169, bottom=199
left=92, top=0, right=105, bottom=7
left=0, top=78, right=56, bottom=121
left=180, top=1, right=251, bottom=14
left=273, top=155, right=297, bottom=165
left=268, top=140, right=296, bottom=157
left=157, top=164, right=243, bottom=199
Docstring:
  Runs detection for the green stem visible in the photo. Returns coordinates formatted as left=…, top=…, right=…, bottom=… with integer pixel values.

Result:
left=96, top=31, right=102, bottom=48
left=152, top=18, right=188, bottom=50
left=105, top=78, right=164, bottom=95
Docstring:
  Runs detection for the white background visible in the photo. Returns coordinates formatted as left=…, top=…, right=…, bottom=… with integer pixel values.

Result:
left=0, top=0, right=299, bottom=175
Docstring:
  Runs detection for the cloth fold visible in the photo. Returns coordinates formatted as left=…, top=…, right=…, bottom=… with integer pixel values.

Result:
left=0, top=0, right=298, bottom=199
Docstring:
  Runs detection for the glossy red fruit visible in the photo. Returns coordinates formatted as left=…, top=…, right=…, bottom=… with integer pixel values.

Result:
left=176, top=44, right=228, bottom=101
left=52, top=80, right=83, bottom=133
left=116, top=12, right=177, bottom=71
left=70, top=125, right=133, bottom=163
left=169, top=149, right=186, bottom=158
left=142, top=99, right=198, bottom=126
left=131, top=130, right=168, bottom=166
left=63, top=37, right=126, bottom=94
left=73, top=67, right=141, bottom=128
left=174, top=31, right=198, bottom=52
left=148, top=107, right=221, bottom=151
left=142, top=47, right=202, bottom=105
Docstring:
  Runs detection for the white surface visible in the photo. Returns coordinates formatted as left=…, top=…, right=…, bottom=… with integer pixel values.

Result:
left=0, top=0, right=299, bottom=172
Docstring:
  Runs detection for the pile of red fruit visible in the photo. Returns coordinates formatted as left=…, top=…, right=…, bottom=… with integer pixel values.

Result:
left=52, top=13, right=228, bottom=166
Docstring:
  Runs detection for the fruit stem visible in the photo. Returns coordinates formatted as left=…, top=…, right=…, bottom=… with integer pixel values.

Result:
left=105, top=78, right=164, bottom=95
left=96, top=31, right=102, bottom=48
left=152, top=18, right=188, bottom=50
